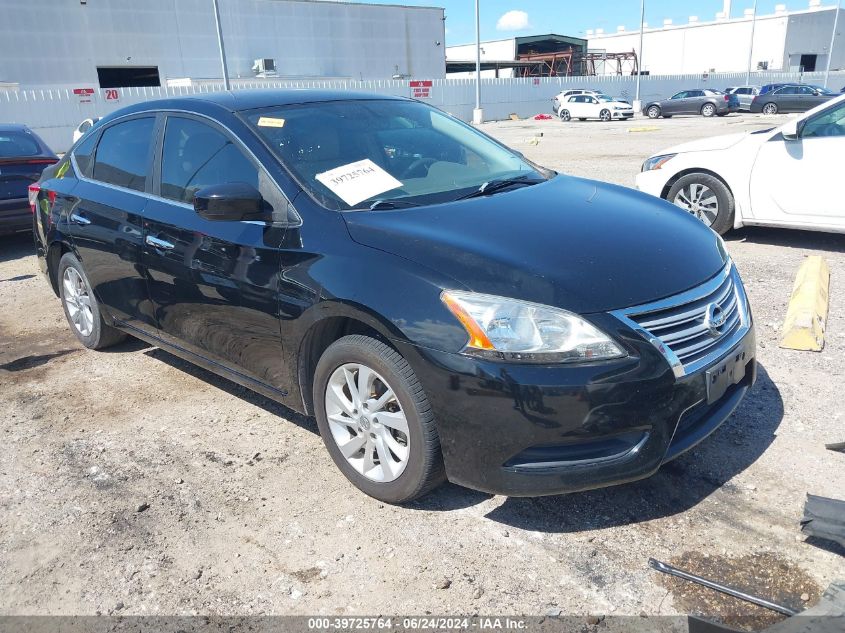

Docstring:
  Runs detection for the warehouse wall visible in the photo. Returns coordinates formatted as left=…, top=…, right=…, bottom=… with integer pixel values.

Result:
left=588, top=7, right=843, bottom=75
left=0, top=0, right=446, bottom=87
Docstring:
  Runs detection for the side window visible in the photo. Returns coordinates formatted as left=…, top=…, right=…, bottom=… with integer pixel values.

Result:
left=690, top=90, right=705, bottom=98
left=671, top=92, right=687, bottom=100
left=160, top=117, right=259, bottom=204
left=798, top=86, right=815, bottom=95
left=802, top=101, right=845, bottom=138
left=92, top=117, right=155, bottom=192
left=73, top=131, right=98, bottom=177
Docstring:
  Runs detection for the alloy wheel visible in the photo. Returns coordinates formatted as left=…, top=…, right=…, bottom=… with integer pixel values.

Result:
left=600, top=109, right=611, bottom=121
left=559, top=109, right=571, bottom=121
left=702, top=104, right=716, bottom=117
left=325, top=363, right=410, bottom=483
left=762, top=103, right=778, bottom=115
left=673, top=183, right=719, bottom=226
left=648, top=106, right=660, bottom=119
left=62, top=267, right=94, bottom=337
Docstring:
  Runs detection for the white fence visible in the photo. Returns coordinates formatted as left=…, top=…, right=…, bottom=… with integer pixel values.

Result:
left=3, top=71, right=844, bottom=153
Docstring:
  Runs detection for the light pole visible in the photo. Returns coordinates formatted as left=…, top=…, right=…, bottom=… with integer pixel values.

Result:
left=212, top=0, right=231, bottom=90
left=745, top=0, right=758, bottom=86
left=473, top=0, right=483, bottom=124
left=634, top=0, right=645, bottom=112
left=824, top=0, right=842, bottom=88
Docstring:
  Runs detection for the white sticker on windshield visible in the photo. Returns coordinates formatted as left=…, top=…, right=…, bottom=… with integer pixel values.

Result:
left=315, top=159, right=402, bottom=207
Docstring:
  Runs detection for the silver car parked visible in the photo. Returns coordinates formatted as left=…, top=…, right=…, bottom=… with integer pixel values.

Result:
left=725, top=86, right=760, bottom=111
left=643, top=89, right=740, bottom=119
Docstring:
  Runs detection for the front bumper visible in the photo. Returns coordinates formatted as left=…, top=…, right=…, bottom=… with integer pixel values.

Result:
left=613, top=110, right=634, bottom=119
left=398, top=317, right=756, bottom=497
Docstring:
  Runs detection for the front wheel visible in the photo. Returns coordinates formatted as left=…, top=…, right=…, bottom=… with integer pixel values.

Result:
left=313, top=335, right=445, bottom=504
left=647, top=105, right=661, bottom=119
left=559, top=109, right=571, bottom=121
left=666, top=173, right=735, bottom=235
left=762, top=102, right=778, bottom=115
left=599, top=109, right=611, bottom=122
left=58, top=253, right=126, bottom=349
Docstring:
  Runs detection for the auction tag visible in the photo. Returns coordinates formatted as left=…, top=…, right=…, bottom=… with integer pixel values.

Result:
left=257, top=117, right=285, bottom=128
left=315, top=159, right=402, bottom=206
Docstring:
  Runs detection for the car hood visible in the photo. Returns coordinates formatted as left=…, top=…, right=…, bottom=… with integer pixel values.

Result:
left=657, top=132, right=752, bottom=155
left=343, top=175, right=727, bottom=314
left=605, top=101, right=633, bottom=108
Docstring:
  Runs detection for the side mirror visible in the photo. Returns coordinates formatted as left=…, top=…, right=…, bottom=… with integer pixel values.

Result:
left=193, top=183, right=264, bottom=221
left=781, top=119, right=800, bottom=141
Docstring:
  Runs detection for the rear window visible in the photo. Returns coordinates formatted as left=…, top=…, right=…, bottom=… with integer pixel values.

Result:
left=0, top=131, right=41, bottom=157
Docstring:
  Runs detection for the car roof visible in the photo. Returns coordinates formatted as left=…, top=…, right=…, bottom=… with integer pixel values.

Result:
left=0, top=123, right=33, bottom=133
left=96, top=89, right=411, bottom=128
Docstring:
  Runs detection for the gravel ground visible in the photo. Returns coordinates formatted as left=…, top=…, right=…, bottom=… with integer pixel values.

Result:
left=1, top=112, right=843, bottom=626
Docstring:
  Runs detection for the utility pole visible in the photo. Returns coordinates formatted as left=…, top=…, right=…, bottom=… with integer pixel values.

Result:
left=473, top=0, right=483, bottom=124
left=634, top=0, right=645, bottom=112
left=825, top=0, right=842, bottom=88
left=212, top=0, right=231, bottom=90
left=745, top=0, right=758, bottom=86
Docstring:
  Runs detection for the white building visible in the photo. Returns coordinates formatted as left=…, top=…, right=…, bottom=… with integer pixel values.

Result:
left=0, top=0, right=446, bottom=88
left=588, top=1, right=845, bottom=76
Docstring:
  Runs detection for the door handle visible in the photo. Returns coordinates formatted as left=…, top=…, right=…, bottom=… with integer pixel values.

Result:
left=145, top=235, right=175, bottom=250
left=69, top=213, right=91, bottom=226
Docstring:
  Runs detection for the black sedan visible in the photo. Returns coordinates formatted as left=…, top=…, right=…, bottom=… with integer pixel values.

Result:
left=33, top=91, right=756, bottom=503
left=751, top=84, right=838, bottom=114
left=1, top=124, right=57, bottom=235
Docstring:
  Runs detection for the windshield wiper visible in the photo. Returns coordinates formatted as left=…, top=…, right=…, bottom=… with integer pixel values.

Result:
left=457, top=175, right=544, bottom=200
left=351, top=199, right=421, bottom=211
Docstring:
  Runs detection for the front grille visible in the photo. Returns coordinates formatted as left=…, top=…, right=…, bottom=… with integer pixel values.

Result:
left=612, top=264, right=750, bottom=377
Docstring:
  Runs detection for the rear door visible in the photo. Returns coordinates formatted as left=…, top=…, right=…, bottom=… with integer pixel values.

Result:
left=67, top=115, right=156, bottom=329
left=663, top=91, right=688, bottom=115
left=141, top=113, right=291, bottom=387
left=685, top=90, right=706, bottom=114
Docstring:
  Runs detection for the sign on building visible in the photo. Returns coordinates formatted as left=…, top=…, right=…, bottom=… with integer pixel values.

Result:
left=73, top=88, right=95, bottom=104
left=410, top=80, right=433, bottom=99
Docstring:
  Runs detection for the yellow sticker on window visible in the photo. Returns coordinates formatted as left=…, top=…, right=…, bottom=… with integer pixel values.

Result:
left=257, top=117, right=285, bottom=128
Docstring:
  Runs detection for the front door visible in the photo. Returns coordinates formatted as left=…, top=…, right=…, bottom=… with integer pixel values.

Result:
left=142, top=114, right=291, bottom=389
left=749, top=99, right=845, bottom=226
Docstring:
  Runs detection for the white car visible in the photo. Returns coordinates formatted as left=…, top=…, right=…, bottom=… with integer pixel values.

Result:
left=636, top=94, right=845, bottom=235
left=72, top=117, right=99, bottom=144
left=551, top=89, right=600, bottom=113
left=558, top=94, right=634, bottom=122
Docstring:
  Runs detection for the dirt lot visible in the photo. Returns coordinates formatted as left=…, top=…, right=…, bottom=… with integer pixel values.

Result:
left=1, top=113, right=843, bottom=626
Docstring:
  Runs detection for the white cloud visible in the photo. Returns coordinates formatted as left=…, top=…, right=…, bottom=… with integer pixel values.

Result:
left=496, top=10, right=530, bottom=31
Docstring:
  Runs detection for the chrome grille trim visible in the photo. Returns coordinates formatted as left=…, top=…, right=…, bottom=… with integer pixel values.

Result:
left=611, top=262, right=751, bottom=377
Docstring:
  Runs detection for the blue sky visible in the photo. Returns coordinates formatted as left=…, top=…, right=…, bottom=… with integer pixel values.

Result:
left=358, top=1, right=831, bottom=45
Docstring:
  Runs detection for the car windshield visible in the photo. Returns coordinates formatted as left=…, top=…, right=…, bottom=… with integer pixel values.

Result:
left=0, top=131, right=41, bottom=157
left=596, top=95, right=615, bottom=102
left=244, top=99, right=544, bottom=211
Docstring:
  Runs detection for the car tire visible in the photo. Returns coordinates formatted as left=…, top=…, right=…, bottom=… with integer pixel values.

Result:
left=559, top=109, right=571, bottom=122
left=58, top=252, right=127, bottom=350
left=762, top=102, right=778, bottom=115
left=701, top=103, right=717, bottom=117
left=647, top=105, right=661, bottom=119
left=313, top=334, right=445, bottom=504
left=666, top=173, right=735, bottom=235
left=599, top=109, right=611, bottom=122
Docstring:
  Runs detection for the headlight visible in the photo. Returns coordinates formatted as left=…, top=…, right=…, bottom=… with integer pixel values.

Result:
left=441, top=290, right=626, bottom=363
left=613, top=106, right=628, bottom=111
left=641, top=154, right=677, bottom=172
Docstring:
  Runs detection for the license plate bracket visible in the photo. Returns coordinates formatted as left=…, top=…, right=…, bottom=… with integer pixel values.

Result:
left=705, top=345, right=748, bottom=404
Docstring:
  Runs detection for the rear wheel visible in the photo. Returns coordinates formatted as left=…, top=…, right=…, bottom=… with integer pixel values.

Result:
left=762, top=102, right=778, bottom=115
left=58, top=253, right=126, bottom=349
left=599, top=109, right=611, bottom=122
left=559, top=109, right=571, bottom=122
left=701, top=103, right=716, bottom=117
left=313, top=335, right=445, bottom=504
left=647, top=105, right=661, bottom=119
left=667, top=173, right=735, bottom=235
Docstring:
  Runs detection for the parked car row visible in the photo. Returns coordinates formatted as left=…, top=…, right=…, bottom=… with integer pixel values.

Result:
left=644, top=89, right=740, bottom=119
